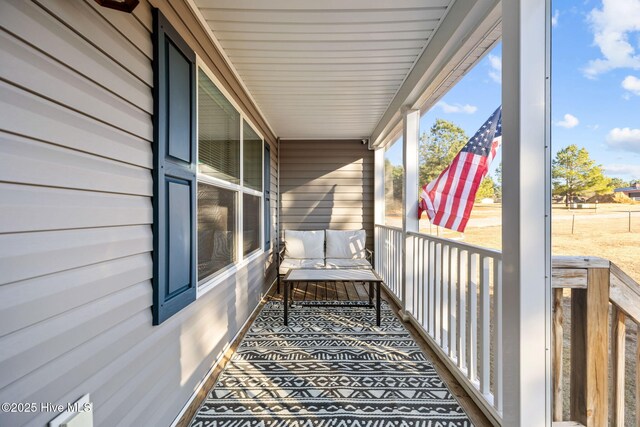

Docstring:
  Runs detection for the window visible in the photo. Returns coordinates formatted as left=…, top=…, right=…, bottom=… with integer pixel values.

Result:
left=197, top=65, right=265, bottom=287
left=243, top=121, right=262, bottom=191
left=198, top=69, right=240, bottom=184
left=197, top=184, right=236, bottom=279
left=151, top=9, right=268, bottom=323
left=243, top=193, right=260, bottom=256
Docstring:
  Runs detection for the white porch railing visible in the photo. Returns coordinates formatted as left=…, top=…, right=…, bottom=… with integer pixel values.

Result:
left=374, top=225, right=403, bottom=298
left=375, top=224, right=503, bottom=425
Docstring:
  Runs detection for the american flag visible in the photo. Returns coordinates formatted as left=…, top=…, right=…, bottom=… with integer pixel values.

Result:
left=418, top=106, right=502, bottom=232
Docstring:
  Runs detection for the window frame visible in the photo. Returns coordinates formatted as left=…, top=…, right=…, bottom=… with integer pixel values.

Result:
left=195, top=58, right=265, bottom=297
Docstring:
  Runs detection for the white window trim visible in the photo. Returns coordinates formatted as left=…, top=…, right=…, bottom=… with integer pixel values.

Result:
left=197, top=249, right=265, bottom=297
left=195, top=57, right=266, bottom=299
left=243, top=187, right=263, bottom=197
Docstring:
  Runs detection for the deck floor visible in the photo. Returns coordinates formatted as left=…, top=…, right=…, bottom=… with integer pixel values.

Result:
left=287, top=281, right=373, bottom=302
left=184, top=282, right=492, bottom=426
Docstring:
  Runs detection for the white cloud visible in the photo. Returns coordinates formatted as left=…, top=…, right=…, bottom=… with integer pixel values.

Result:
left=603, top=163, right=640, bottom=178
left=622, top=75, right=640, bottom=95
left=436, top=101, right=477, bottom=114
left=552, top=10, right=560, bottom=27
left=487, top=54, right=501, bottom=83
left=556, top=113, right=580, bottom=128
left=583, top=0, right=640, bottom=78
left=606, top=127, right=640, bottom=153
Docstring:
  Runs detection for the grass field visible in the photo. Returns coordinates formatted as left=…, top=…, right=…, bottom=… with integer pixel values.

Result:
left=402, top=203, right=640, bottom=283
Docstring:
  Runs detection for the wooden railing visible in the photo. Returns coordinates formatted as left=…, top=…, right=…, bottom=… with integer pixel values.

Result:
left=553, top=256, right=640, bottom=427
left=375, top=225, right=639, bottom=427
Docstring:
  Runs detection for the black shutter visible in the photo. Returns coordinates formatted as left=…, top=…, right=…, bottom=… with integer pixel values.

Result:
left=264, top=145, right=271, bottom=250
left=152, top=9, right=197, bottom=325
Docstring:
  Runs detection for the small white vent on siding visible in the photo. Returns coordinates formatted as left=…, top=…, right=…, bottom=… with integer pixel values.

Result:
left=48, top=394, right=93, bottom=427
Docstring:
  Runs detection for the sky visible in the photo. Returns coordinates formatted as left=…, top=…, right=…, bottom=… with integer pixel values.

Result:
left=388, top=0, right=640, bottom=183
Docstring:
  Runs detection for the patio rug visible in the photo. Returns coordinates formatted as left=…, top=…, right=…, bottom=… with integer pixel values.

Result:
left=191, top=301, right=472, bottom=427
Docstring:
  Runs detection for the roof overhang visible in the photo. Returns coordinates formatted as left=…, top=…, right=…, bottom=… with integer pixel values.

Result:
left=370, top=0, right=501, bottom=149
left=187, top=0, right=501, bottom=144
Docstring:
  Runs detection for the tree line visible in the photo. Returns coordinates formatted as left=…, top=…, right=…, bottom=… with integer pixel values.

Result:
left=384, top=118, right=638, bottom=203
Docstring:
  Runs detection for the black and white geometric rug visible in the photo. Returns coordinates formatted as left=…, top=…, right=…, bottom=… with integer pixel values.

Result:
left=191, top=301, right=472, bottom=427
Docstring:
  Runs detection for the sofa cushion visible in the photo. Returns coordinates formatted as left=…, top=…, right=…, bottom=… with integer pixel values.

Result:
left=325, top=229, right=367, bottom=259
left=325, top=258, right=371, bottom=269
left=279, top=258, right=325, bottom=276
left=284, top=230, right=325, bottom=259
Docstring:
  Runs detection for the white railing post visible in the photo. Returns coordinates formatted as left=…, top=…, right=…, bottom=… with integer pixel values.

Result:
left=502, top=0, right=551, bottom=425
left=402, top=108, right=420, bottom=319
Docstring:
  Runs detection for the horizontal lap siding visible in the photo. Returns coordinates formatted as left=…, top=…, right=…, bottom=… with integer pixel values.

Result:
left=280, top=140, right=374, bottom=248
left=0, top=0, right=278, bottom=426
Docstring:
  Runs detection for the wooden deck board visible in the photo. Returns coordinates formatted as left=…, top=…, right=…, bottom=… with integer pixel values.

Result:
left=345, top=281, right=361, bottom=301
left=354, top=281, right=371, bottom=301
left=336, top=281, right=349, bottom=301
left=289, top=281, right=371, bottom=303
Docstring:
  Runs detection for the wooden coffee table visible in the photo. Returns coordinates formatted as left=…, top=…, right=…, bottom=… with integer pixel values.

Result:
left=282, top=268, right=384, bottom=326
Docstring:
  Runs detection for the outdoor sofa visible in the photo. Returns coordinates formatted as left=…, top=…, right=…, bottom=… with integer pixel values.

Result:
left=276, top=229, right=373, bottom=293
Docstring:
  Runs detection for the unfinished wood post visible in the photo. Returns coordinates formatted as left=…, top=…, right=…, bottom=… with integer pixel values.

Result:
left=636, top=323, right=640, bottom=427
left=552, top=288, right=564, bottom=421
left=570, top=268, right=610, bottom=427
left=610, top=306, right=625, bottom=426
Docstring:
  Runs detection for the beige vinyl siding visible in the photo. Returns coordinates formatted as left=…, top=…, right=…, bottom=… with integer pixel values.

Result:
left=0, top=0, right=278, bottom=426
left=279, top=140, right=374, bottom=248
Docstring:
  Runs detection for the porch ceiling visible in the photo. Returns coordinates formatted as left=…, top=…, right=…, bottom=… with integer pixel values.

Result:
left=192, top=0, right=455, bottom=140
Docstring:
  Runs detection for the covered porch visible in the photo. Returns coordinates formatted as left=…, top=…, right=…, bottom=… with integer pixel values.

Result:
left=179, top=0, right=638, bottom=426
left=2, top=0, right=638, bottom=426
left=175, top=0, right=548, bottom=425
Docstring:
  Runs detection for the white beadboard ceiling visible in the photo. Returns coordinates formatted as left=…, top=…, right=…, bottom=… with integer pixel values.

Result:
left=193, top=0, right=456, bottom=140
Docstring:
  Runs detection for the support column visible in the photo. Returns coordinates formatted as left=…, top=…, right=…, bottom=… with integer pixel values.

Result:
left=374, top=148, right=385, bottom=226
left=401, top=108, right=420, bottom=318
left=502, top=0, right=551, bottom=426
left=374, top=147, right=385, bottom=271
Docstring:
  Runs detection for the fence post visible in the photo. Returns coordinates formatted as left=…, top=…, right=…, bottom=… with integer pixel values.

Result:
left=611, top=306, right=626, bottom=426
left=552, top=288, right=564, bottom=421
left=570, top=267, right=610, bottom=427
